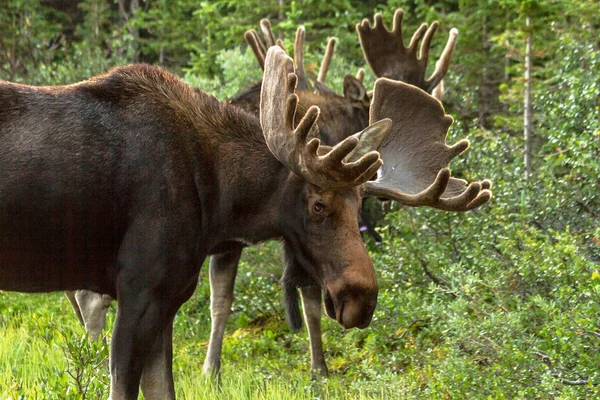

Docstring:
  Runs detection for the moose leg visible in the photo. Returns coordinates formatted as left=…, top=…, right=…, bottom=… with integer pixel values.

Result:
left=65, top=291, right=86, bottom=327
left=139, top=277, right=196, bottom=400
left=109, top=224, right=202, bottom=399
left=360, top=208, right=382, bottom=243
left=67, top=290, right=112, bottom=369
left=110, top=278, right=199, bottom=400
left=109, top=283, right=169, bottom=400
left=202, top=248, right=243, bottom=376
left=65, top=290, right=112, bottom=340
left=140, top=319, right=175, bottom=399
left=300, top=286, right=328, bottom=378
left=74, top=290, right=112, bottom=341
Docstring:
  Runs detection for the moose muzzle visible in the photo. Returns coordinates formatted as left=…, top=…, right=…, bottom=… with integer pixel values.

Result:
left=323, top=259, right=378, bottom=329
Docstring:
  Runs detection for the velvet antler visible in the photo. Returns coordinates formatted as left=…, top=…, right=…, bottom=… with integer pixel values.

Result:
left=245, top=19, right=340, bottom=93
left=245, top=19, right=284, bottom=71
left=356, top=9, right=458, bottom=97
left=363, top=78, right=492, bottom=211
left=260, top=47, right=388, bottom=189
left=317, top=37, right=336, bottom=85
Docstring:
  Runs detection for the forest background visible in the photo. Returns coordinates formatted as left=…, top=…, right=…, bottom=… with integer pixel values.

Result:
left=0, top=0, right=599, bottom=398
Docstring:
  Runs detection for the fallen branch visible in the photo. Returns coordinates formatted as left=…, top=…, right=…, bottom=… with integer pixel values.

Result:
left=534, top=351, right=597, bottom=386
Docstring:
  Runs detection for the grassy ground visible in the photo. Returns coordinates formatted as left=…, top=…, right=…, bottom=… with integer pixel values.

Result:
left=0, top=244, right=400, bottom=400
left=1, top=231, right=599, bottom=399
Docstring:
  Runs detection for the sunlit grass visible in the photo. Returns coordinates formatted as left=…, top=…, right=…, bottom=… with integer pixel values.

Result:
left=0, top=289, right=398, bottom=399
left=1, top=232, right=598, bottom=400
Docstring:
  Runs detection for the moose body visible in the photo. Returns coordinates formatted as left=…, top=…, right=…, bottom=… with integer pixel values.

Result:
left=63, top=10, right=487, bottom=380
left=0, top=53, right=386, bottom=399
left=0, top=68, right=290, bottom=295
left=64, top=25, right=374, bottom=377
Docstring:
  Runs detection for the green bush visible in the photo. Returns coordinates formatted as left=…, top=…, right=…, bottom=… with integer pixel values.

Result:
left=0, top=0, right=599, bottom=398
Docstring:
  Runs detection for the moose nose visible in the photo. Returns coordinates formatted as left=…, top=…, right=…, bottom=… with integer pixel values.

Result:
left=325, top=284, right=377, bottom=329
left=338, top=295, right=376, bottom=329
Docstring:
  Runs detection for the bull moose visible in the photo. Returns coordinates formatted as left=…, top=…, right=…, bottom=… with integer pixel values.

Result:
left=0, top=39, right=491, bottom=398
left=64, top=17, right=373, bottom=343
left=63, top=9, right=492, bottom=382
left=0, top=46, right=391, bottom=398
left=0, top=26, right=481, bottom=391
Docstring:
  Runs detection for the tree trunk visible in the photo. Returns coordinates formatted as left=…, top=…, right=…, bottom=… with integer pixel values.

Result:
left=503, top=11, right=510, bottom=114
left=119, top=0, right=140, bottom=61
left=478, top=17, right=488, bottom=127
left=524, top=16, right=533, bottom=179
left=279, top=0, right=284, bottom=22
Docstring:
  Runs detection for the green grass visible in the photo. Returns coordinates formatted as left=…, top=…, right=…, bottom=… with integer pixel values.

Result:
left=0, top=243, right=401, bottom=400
left=1, top=237, right=599, bottom=399
left=0, top=281, right=395, bottom=399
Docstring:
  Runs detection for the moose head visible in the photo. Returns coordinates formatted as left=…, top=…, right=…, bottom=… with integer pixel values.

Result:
left=261, top=43, right=491, bottom=329
left=258, top=46, right=391, bottom=328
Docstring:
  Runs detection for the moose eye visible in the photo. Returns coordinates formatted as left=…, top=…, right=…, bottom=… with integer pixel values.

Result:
left=312, top=203, right=325, bottom=215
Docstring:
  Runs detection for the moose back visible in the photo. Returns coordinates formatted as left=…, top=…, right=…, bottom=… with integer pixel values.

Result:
left=0, top=49, right=386, bottom=399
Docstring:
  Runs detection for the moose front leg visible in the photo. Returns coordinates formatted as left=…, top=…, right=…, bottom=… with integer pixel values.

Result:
left=109, top=286, right=166, bottom=400
left=110, top=275, right=199, bottom=400
left=140, top=277, right=197, bottom=400
left=140, top=317, right=176, bottom=400
left=109, top=217, right=202, bottom=400
left=300, top=286, right=328, bottom=378
left=202, top=247, right=243, bottom=376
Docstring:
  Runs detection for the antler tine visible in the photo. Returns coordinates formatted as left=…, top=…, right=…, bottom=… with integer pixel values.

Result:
left=357, top=8, right=458, bottom=95
left=260, top=18, right=277, bottom=47
left=424, top=27, right=458, bottom=93
left=293, top=26, right=310, bottom=91
left=245, top=18, right=286, bottom=71
left=248, top=18, right=339, bottom=93
left=391, top=8, right=404, bottom=36
left=356, top=68, right=365, bottom=83
left=431, top=62, right=445, bottom=101
left=317, top=37, right=337, bottom=84
left=260, top=47, right=385, bottom=189
left=419, top=21, right=438, bottom=67
left=363, top=78, right=492, bottom=212
left=245, top=29, right=267, bottom=70
left=407, top=23, right=428, bottom=54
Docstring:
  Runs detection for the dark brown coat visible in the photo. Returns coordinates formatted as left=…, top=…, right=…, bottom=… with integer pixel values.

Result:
left=0, top=63, right=378, bottom=399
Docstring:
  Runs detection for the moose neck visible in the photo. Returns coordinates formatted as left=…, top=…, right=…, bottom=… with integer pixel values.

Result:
left=190, top=94, right=303, bottom=252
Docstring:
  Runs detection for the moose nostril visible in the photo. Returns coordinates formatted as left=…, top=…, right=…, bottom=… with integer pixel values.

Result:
left=365, top=303, right=375, bottom=317
left=324, top=289, right=336, bottom=320
left=337, top=301, right=345, bottom=324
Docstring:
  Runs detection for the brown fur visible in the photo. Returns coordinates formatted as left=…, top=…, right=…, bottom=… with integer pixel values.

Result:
left=0, top=63, right=378, bottom=398
left=229, top=77, right=369, bottom=147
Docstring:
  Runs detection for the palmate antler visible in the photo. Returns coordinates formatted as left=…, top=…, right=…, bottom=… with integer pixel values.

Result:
left=357, top=9, right=458, bottom=97
left=364, top=78, right=492, bottom=211
left=245, top=19, right=338, bottom=93
left=260, top=47, right=387, bottom=189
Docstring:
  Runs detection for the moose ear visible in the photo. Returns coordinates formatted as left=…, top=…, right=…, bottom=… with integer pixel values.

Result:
left=343, top=74, right=367, bottom=104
